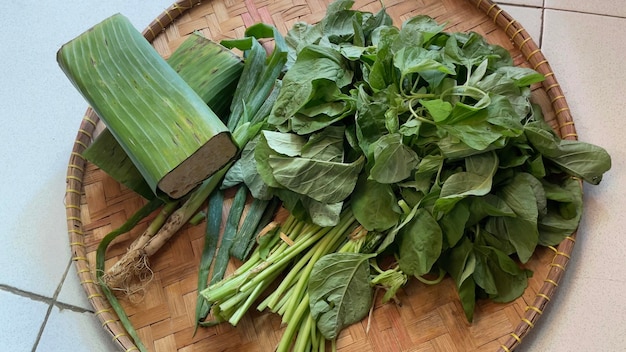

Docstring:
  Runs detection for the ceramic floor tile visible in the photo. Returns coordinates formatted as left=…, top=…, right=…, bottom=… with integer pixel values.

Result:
left=0, top=290, right=50, bottom=351
left=36, top=306, right=116, bottom=352
left=0, top=181, right=72, bottom=297
left=496, top=0, right=543, bottom=7
left=520, top=10, right=626, bottom=351
left=56, top=259, right=96, bottom=312
left=545, top=0, right=626, bottom=18
left=499, top=4, right=544, bottom=44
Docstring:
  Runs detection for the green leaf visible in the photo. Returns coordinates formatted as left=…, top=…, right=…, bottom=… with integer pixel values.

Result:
left=394, top=46, right=455, bottom=76
left=524, top=123, right=611, bottom=184
left=261, top=130, right=307, bottom=157
left=485, top=173, right=539, bottom=263
left=355, top=86, right=392, bottom=155
left=269, top=155, right=364, bottom=203
left=439, top=201, right=470, bottom=247
left=473, top=245, right=530, bottom=303
left=351, top=175, right=401, bottom=231
left=301, top=126, right=346, bottom=162
left=269, top=45, right=353, bottom=126
left=440, top=237, right=476, bottom=321
left=445, top=32, right=512, bottom=71
left=285, top=22, right=323, bottom=67
left=235, top=137, right=273, bottom=200
left=320, top=3, right=363, bottom=44
left=309, top=252, right=375, bottom=340
left=435, top=151, right=498, bottom=214
left=467, top=194, right=516, bottom=226
left=398, top=208, right=443, bottom=276
left=493, top=66, right=545, bottom=87
left=421, top=99, right=453, bottom=123
left=369, top=134, right=420, bottom=184
left=398, top=15, right=446, bottom=46
left=538, top=177, right=583, bottom=246
left=290, top=83, right=354, bottom=134
left=304, top=200, right=344, bottom=227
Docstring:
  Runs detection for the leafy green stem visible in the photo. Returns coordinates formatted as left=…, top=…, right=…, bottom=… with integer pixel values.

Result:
left=414, top=267, right=446, bottom=285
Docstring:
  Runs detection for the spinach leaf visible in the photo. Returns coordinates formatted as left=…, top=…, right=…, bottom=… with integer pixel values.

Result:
left=397, top=208, right=443, bottom=276
left=301, top=197, right=344, bottom=227
left=493, top=66, right=545, bottom=87
left=524, top=122, right=611, bottom=184
left=269, top=44, right=353, bottom=126
left=255, top=132, right=293, bottom=188
left=440, top=237, right=476, bottom=321
left=420, top=99, right=453, bottom=123
left=398, top=15, right=446, bottom=47
left=261, top=130, right=307, bottom=156
left=439, top=201, right=470, bottom=247
left=269, top=155, right=364, bottom=203
left=466, top=194, right=516, bottom=227
left=538, top=177, right=583, bottom=245
left=355, top=86, right=392, bottom=155
left=485, top=173, right=539, bottom=263
left=291, top=81, right=355, bottom=134
left=440, top=121, right=504, bottom=151
left=434, top=151, right=498, bottom=214
left=285, top=22, right=323, bottom=68
left=309, top=252, right=375, bottom=339
left=351, top=175, right=401, bottom=231
left=301, top=125, right=346, bottom=162
left=473, top=245, right=531, bottom=303
left=369, top=134, right=420, bottom=183
left=366, top=26, right=400, bottom=91
left=226, top=136, right=273, bottom=200
left=394, top=46, right=455, bottom=90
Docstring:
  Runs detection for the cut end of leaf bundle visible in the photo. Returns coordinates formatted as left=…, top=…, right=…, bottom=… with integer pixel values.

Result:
left=158, top=132, right=238, bottom=198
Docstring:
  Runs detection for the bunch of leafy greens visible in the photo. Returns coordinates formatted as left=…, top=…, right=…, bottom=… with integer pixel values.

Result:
left=222, top=0, right=610, bottom=340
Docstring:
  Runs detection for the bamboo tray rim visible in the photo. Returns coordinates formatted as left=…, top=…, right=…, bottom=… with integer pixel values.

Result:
left=64, top=0, right=580, bottom=351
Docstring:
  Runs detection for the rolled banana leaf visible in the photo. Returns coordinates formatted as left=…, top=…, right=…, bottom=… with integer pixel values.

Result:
left=58, top=14, right=238, bottom=199
left=82, top=33, right=243, bottom=200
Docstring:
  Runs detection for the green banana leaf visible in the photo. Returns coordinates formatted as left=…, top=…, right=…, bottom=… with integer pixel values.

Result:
left=82, top=32, right=243, bottom=200
left=58, top=14, right=238, bottom=199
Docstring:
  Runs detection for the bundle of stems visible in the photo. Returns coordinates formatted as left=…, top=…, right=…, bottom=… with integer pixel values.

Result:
left=198, top=209, right=385, bottom=351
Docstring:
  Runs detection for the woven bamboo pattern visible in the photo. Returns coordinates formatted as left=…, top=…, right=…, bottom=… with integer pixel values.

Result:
left=65, top=0, right=579, bottom=351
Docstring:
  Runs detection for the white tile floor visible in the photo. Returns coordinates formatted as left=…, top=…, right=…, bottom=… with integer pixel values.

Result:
left=1, top=1, right=625, bottom=351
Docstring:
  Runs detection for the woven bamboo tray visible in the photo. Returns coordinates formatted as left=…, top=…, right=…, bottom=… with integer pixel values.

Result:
left=65, top=0, right=579, bottom=351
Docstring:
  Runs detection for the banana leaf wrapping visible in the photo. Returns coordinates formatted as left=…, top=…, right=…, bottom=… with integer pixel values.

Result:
left=58, top=14, right=238, bottom=199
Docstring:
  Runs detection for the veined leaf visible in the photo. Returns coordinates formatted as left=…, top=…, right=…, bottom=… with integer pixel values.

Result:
left=473, top=245, right=530, bottom=303
left=524, top=122, right=611, bottom=184
left=398, top=208, right=443, bottom=277
left=351, top=175, right=401, bottom=231
left=485, top=173, right=539, bottom=263
left=269, top=44, right=353, bottom=126
left=538, top=177, right=583, bottom=246
left=309, top=252, right=375, bottom=340
left=269, top=155, right=364, bottom=203
left=435, top=151, right=498, bottom=214
left=369, top=134, right=420, bottom=184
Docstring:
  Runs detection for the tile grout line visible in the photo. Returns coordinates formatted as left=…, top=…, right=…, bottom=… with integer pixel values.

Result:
left=542, top=6, right=626, bottom=20
left=30, top=258, right=92, bottom=352
left=0, top=283, right=89, bottom=312
left=498, top=2, right=626, bottom=21
left=537, top=0, right=546, bottom=49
